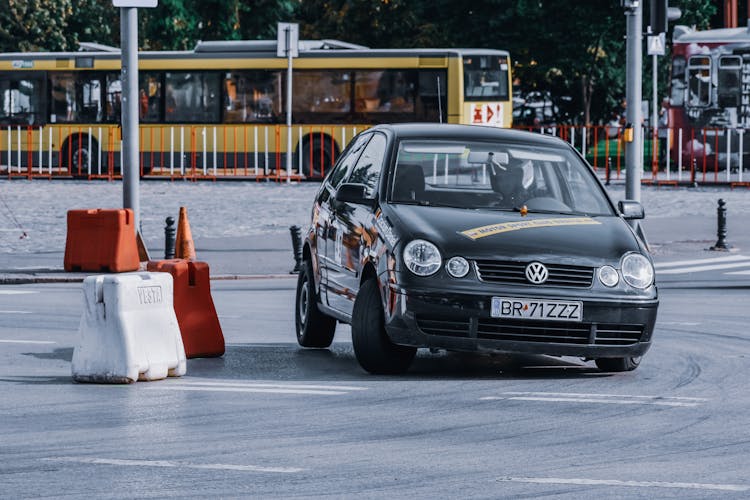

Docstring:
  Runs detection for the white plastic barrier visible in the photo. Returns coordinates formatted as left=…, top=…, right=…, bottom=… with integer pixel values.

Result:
left=72, top=272, right=187, bottom=383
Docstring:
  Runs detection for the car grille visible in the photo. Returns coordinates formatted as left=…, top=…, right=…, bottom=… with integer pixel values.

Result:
left=474, top=260, right=594, bottom=288
left=413, top=318, right=646, bottom=346
left=477, top=318, right=592, bottom=344
left=416, top=316, right=471, bottom=338
left=594, top=323, right=645, bottom=346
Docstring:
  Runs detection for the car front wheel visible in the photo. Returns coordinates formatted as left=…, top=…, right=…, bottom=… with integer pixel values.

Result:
left=351, top=279, right=416, bottom=374
left=595, top=356, right=642, bottom=372
left=295, top=260, right=336, bottom=348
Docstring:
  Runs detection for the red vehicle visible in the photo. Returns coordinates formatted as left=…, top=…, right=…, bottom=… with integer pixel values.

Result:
left=670, top=24, right=750, bottom=173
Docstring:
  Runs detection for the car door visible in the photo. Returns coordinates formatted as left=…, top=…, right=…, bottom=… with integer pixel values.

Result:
left=318, top=133, right=371, bottom=309
left=326, top=132, right=388, bottom=316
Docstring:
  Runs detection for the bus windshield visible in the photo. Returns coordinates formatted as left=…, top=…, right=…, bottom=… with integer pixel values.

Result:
left=463, top=55, right=509, bottom=101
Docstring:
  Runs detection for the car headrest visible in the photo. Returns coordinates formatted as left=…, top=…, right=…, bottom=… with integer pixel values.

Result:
left=392, top=164, right=425, bottom=201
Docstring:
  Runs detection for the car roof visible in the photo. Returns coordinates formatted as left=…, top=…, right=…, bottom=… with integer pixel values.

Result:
left=368, top=123, right=567, bottom=148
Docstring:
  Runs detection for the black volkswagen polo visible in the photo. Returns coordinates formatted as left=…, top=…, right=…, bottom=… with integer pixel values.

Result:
left=295, top=124, right=658, bottom=374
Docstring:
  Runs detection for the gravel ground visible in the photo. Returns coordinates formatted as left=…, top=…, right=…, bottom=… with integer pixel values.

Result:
left=0, top=180, right=320, bottom=254
left=1, top=179, right=748, bottom=254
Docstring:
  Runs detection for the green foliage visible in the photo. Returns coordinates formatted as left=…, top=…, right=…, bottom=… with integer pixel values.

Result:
left=0, top=0, right=720, bottom=124
left=67, top=0, right=119, bottom=48
left=0, top=0, right=73, bottom=51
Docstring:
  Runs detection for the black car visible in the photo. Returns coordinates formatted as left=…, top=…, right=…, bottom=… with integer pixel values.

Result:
left=295, top=123, right=658, bottom=374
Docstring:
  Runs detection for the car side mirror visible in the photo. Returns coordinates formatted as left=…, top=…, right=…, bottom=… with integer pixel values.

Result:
left=618, top=200, right=645, bottom=220
left=335, top=183, right=376, bottom=208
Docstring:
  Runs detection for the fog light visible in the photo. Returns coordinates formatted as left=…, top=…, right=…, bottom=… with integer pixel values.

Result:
left=598, top=265, right=619, bottom=287
left=446, top=256, right=470, bottom=278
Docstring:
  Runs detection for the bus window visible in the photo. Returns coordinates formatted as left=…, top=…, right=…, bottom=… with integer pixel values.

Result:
left=165, top=72, right=220, bottom=123
left=670, top=56, right=686, bottom=106
left=416, top=70, right=447, bottom=123
left=0, top=75, right=43, bottom=125
left=79, top=76, right=103, bottom=122
left=223, top=70, right=281, bottom=123
left=687, top=56, right=711, bottom=107
left=463, top=56, right=509, bottom=101
left=718, top=55, right=741, bottom=108
left=49, top=73, right=78, bottom=123
left=105, top=73, right=122, bottom=122
left=139, top=72, right=162, bottom=123
left=354, top=70, right=415, bottom=116
left=293, top=70, right=351, bottom=122
left=374, top=70, right=414, bottom=113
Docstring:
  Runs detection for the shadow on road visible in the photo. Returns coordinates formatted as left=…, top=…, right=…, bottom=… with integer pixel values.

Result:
left=187, top=344, right=609, bottom=381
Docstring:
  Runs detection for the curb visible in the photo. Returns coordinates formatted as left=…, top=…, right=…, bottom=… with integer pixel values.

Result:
left=0, top=273, right=298, bottom=285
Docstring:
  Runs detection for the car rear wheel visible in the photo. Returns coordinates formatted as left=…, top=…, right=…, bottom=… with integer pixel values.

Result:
left=295, top=259, right=336, bottom=348
left=351, top=279, right=416, bottom=374
left=595, top=356, right=642, bottom=372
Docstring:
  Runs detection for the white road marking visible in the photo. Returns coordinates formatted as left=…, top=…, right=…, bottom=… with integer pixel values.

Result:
left=654, top=254, right=749, bottom=269
left=172, top=380, right=367, bottom=391
left=147, top=386, right=349, bottom=395
left=726, top=269, right=750, bottom=275
left=0, top=290, right=38, bottom=295
left=480, top=391, right=706, bottom=407
left=0, top=310, right=32, bottom=314
left=42, top=457, right=304, bottom=474
left=658, top=261, right=750, bottom=274
left=145, top=380, right=367, bottom=396
left=497, top=476, right=749, bottom=492
left=658, top=321, right=700, bottom=326
left=500, top=391, right=708, bottom=401
left=0, top=339, right=56, bottom=345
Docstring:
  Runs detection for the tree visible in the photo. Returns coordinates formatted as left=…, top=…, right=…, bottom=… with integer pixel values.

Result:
left=0, top=0, right=73, bottom=52
left=67, top=0, right=119, bottom=48
left=296, top=0, right=422, bottom=48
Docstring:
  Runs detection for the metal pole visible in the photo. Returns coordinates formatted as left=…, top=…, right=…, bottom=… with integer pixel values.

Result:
left=121, top=7, right=140, bottom=229
left=652, top=51, right=658, bottom=175
left=286, top=27, right=293, bottom=183
left=625, top=3, right=642, bottom=203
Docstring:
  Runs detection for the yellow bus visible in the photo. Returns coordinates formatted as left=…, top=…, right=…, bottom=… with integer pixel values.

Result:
left=0, top=40, right=512, bottom=180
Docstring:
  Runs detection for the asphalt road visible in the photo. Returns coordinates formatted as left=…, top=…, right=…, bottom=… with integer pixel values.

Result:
left=1, top=278, right=749, bottom=498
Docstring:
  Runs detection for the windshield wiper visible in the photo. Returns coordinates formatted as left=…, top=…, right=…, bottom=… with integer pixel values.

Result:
left=395, top=200, right=433, bottom=207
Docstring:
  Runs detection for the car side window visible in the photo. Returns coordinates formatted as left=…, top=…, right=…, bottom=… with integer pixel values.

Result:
left=327, top=133, right=371, bottom=188
left=347, top=133, right=387, bottom=198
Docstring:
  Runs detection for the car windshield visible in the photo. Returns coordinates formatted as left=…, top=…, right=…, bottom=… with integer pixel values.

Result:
left=389, top=140, right=614, bottom=216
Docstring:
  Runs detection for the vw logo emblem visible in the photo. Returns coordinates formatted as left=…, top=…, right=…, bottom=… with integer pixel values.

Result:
left=525, top=262, right=549, bottom=284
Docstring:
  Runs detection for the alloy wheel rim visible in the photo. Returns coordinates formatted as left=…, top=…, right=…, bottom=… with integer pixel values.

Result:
left=299, top=277, right=309, bottom=325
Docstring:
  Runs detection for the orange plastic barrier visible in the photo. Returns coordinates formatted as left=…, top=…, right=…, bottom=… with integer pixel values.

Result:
left=64, top=209, right=139, bottom=272
left=146, top=259, right=224, bottom=358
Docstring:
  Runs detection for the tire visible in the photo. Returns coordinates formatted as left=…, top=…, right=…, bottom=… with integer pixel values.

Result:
left=295, top=259, right=336, bottom=348
left=64, top=135, right=99, bottom=178
left=351, top=279, right=416, bottom=374
left=300, top=135, right=336, bottom=179
left=595, top=356, right=642, bottom=372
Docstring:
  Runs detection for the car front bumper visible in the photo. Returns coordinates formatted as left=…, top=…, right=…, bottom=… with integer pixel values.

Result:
left=384, top=286, right=658, bottom=358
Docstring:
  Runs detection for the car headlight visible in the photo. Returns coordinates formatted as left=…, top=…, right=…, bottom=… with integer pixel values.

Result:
left=403, top=239, right=442, bottom=276
left=598, top=265, right=619, bottom=287
left=446, top=256, right=470, bottom=278
left=621, top=253, right=654, bottom=289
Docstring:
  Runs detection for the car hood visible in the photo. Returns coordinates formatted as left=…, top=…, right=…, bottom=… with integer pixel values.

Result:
left=386, top=204, right=642, bottom=265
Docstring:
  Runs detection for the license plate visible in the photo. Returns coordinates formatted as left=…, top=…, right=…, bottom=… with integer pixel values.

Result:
left=491, top=297, right=583, bottom=322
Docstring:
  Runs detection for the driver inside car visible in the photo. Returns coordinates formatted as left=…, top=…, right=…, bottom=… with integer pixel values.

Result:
left=490, top=157, right=534, bottom=208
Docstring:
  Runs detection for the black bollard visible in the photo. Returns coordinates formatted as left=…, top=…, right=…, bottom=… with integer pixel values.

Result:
left=164, top=216, right=176, bottom=259
left=710, top=199, right=731, bottom=251
left=605, top=157, right=611, bottom=186
left=691, top=158, right=697, bottom=186
left=289, top=225, right=303, bottom=273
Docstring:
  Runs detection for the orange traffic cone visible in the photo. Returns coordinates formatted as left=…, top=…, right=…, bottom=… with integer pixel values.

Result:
left=175, top=206, right=196, bottom=260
